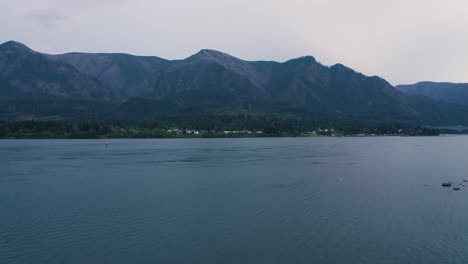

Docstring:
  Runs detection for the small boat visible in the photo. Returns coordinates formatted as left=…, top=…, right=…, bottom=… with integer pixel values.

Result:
left=453, top=187, right=460, bottom=191
left=442, top=183, right=451, bottom=187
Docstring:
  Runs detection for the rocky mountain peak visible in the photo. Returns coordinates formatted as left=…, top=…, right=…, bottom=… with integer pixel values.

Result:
left=0, top=41, right=34, bottom=53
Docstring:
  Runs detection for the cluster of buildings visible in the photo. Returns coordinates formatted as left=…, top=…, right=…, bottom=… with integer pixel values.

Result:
left=165, top=128, right=200, bottom=134
left=165, top=129, right=263, bottom=135
left=222, top=130, right=263, bottom=135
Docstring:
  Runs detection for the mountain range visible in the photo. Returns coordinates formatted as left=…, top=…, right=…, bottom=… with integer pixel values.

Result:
left=1, top=40, right=468, bottom=127
left=396, top=82, right=468, bottom=106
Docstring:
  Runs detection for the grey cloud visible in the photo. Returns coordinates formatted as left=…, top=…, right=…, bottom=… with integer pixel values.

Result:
left=51, top=0, right=130, bottom=8
left=26, top=9, right=67, bottom=29
left=2, top=0, right=468, bottom=85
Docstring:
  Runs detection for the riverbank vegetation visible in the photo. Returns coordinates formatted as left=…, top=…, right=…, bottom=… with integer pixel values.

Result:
left=0, top=120, right=439, bottom=139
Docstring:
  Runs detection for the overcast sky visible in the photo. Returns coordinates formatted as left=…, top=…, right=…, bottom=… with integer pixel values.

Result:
left=1, top=0, right=467, bottom=85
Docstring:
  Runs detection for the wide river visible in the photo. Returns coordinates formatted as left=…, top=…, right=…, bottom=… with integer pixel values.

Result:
left=1, top=137, right=467, bottom=264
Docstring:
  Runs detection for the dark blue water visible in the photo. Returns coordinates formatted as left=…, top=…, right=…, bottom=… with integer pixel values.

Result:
left=1, top=137, right=467, bottom=264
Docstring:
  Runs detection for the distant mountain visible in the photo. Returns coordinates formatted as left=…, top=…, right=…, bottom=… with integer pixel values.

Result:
left=2, top=40, right=468, bottom=126
left=49, top=52, right=171, bottom=101
left=55, top=48, right=411, bottom=116
left=0, top=41, right=112, bottom=101
left=396, top=82, right=468, bottom=106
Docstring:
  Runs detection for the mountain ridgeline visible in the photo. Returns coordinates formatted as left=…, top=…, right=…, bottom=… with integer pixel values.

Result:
left=1, top=40, right=468, bottom=130
left=396, top=82, right=468, bottom=106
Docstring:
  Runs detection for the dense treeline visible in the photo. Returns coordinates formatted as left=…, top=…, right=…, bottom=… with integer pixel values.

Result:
left=0, top=120, right=439, bottom=139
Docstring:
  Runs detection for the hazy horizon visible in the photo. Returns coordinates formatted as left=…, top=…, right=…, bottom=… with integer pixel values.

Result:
left=2, top=0, right=467, bottom=85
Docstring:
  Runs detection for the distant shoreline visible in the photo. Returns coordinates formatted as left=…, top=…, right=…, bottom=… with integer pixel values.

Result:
left=0, top=120, right=440, bottom=139
left=0, top=134, right=440, bottom=140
